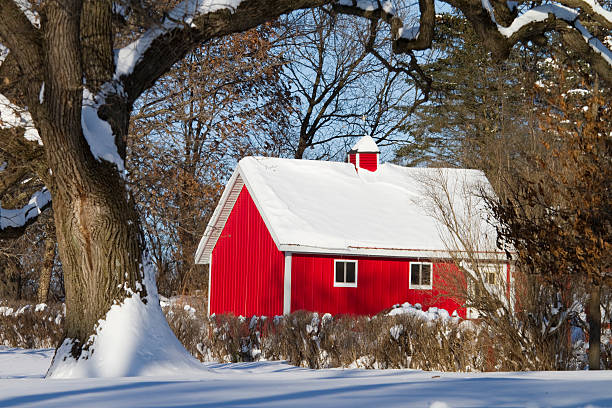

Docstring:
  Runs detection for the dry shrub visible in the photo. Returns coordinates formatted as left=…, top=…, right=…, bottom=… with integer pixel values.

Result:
left=4, top=298, right=608, bottom=371
left=0, top=301, right=64, bottom=348
left=164, top=306, right=206, bottom=358
left=205, top=314, right=252, bottom=362
left=180, top=310, right=522, bottom=371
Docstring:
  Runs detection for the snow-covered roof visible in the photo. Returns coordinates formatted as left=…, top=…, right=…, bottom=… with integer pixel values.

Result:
left=350, top=135, right=380, bottom=153
left=195, top=157, right=502, bottom=263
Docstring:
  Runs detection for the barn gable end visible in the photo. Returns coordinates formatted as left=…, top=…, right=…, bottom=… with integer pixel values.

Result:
left=194, top=171, right=245, bottom=264
left=209, top=185, right=285, bottom=316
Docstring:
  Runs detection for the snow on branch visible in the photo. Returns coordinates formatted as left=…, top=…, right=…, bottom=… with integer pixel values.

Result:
left=0, top=93, right=42, bottom=145
left=575, top=20, right=612, bottom=65
left=481, top=0, right=612, bottom=68
left=337, top=0, right=395, bottom=12
left=12, top=0, right=39, bottom=28
left=0, top=187, right=50, bottom=230
left=0, top=43, right=7, bottom=64
left=481, top=1, right=579, bottom=37
left=114, top=0, right=243, bottom=79
left=560, top=0, right=612, bottom=28
left=334, top=0, right=435, bottom=49
left=0, top=44, right=43, bottom=144
left=81, top=87, right=125, bottom=173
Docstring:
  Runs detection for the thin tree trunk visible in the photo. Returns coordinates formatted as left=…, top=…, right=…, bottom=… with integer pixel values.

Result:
left=37, top=234, right=55, bottom=304
left=587, top=283, right=601, bottom=370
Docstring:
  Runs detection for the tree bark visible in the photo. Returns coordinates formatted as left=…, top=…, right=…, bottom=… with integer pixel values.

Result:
left=587, top=283, right=601, bottom=370
left=0, top=256, right=20, bottom=299
left=36, top=227, right=55, bottom=304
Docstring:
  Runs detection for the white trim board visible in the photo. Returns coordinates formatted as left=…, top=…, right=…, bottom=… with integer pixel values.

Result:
left=283, top=252, right=292, bottom=315
left=278, top=244, right=509, bottom=260
left=194, top=170, right=244, bottom=264
left=207, top=254, right=212, bottom=316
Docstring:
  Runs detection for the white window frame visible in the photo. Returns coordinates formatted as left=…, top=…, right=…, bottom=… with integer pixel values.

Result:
left=466, top=262, right=510, bottom=319
left=333, top=259, right=358, bottom=287
left=484, top=268, right=497, bottom=285
left=409, top=261, right=433, bottom=290
left=482, top=263, right=506, bottom=295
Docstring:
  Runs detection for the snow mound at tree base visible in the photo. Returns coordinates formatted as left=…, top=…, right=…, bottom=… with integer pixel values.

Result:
left=47, top=256, right=205, bottom=378
left=47, top=293, right=204, bottom=378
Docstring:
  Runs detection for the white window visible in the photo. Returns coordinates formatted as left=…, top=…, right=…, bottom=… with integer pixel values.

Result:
left=409, top=262, right=432, bottom=290
left=482, top=263, right=505, bottom=293
left=334, top=260, right=357, bottom=287
left=466, top=263, right=509, bottom=319
left=485, top=269, right=497, bottom=285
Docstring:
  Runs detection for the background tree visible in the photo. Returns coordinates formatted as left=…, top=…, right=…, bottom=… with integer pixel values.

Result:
left=398, top=13, right=610, bottom=368
left=0, top=211, right=60, bottom=302
left=416, top=169, right=585, bottom=370
left=489, top=70, right=611, bottom=369
left=0, top=117, right=57, bottom=302
left=394, top=13, right=542, bottom=189
left=128, top=25, right=292, bottom=297
left=279, top=8, right=428, bottom=159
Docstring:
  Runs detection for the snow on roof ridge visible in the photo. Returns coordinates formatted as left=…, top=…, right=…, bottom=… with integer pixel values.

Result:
left=350, top=135, right=380, bottom=153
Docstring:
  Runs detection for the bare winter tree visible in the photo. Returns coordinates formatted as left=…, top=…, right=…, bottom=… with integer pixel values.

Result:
left=279, top=8, right=428, bottom=159
left=0, top=0, right=610, bottom=376
left=423, top=170, right=588, bottom=369
left=488, top=71, right=611, bottom=369
left=129, top=25, right=292, bottom=296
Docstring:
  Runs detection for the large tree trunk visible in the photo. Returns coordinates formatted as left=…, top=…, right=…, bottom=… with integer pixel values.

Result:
left=41, top=2, right=142, bottom=347
left=587, top=283, right=601, bottom=370
left=36, top=3, right=171, bottom=377
left=51, top=167, right=144, bottom=346
left=37, top=3, right=200, bottom=379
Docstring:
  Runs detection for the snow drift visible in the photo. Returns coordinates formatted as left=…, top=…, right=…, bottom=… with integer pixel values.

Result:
left=46, top=257, right=204, bottom=378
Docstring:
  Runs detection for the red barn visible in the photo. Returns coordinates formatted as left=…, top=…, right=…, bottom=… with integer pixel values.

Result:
left=195, top=136, right=510, bottom=318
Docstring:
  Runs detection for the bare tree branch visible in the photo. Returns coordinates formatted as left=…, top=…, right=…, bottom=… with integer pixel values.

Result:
left=0, top=0, right=43, bottom=104
left=557, top=0, right=612, bottom=30
left=120, top=0, right=332, bottom=104
left=333, top=0, right=435, bottom=51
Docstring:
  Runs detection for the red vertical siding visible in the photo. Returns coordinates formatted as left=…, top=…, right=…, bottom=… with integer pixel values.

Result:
left=348, top=153, right=357, bottom=169
left=210, top=185, right=284, bottom=316
left=291, top=254, right=465, bottom=318
left=358, top=153, right=378, bottom=172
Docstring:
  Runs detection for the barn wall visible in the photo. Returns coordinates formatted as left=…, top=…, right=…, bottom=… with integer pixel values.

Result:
left=210, top=185, right=284, bottom=316
left=358, top=153, right=378, bottom=172
left=348, top=153, right=378, bottom=172
left=290, top=254, right=465, bottom=317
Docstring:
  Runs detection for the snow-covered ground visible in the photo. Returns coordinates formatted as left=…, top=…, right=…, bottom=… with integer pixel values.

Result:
left=1, top=347, right=611, bottom=407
